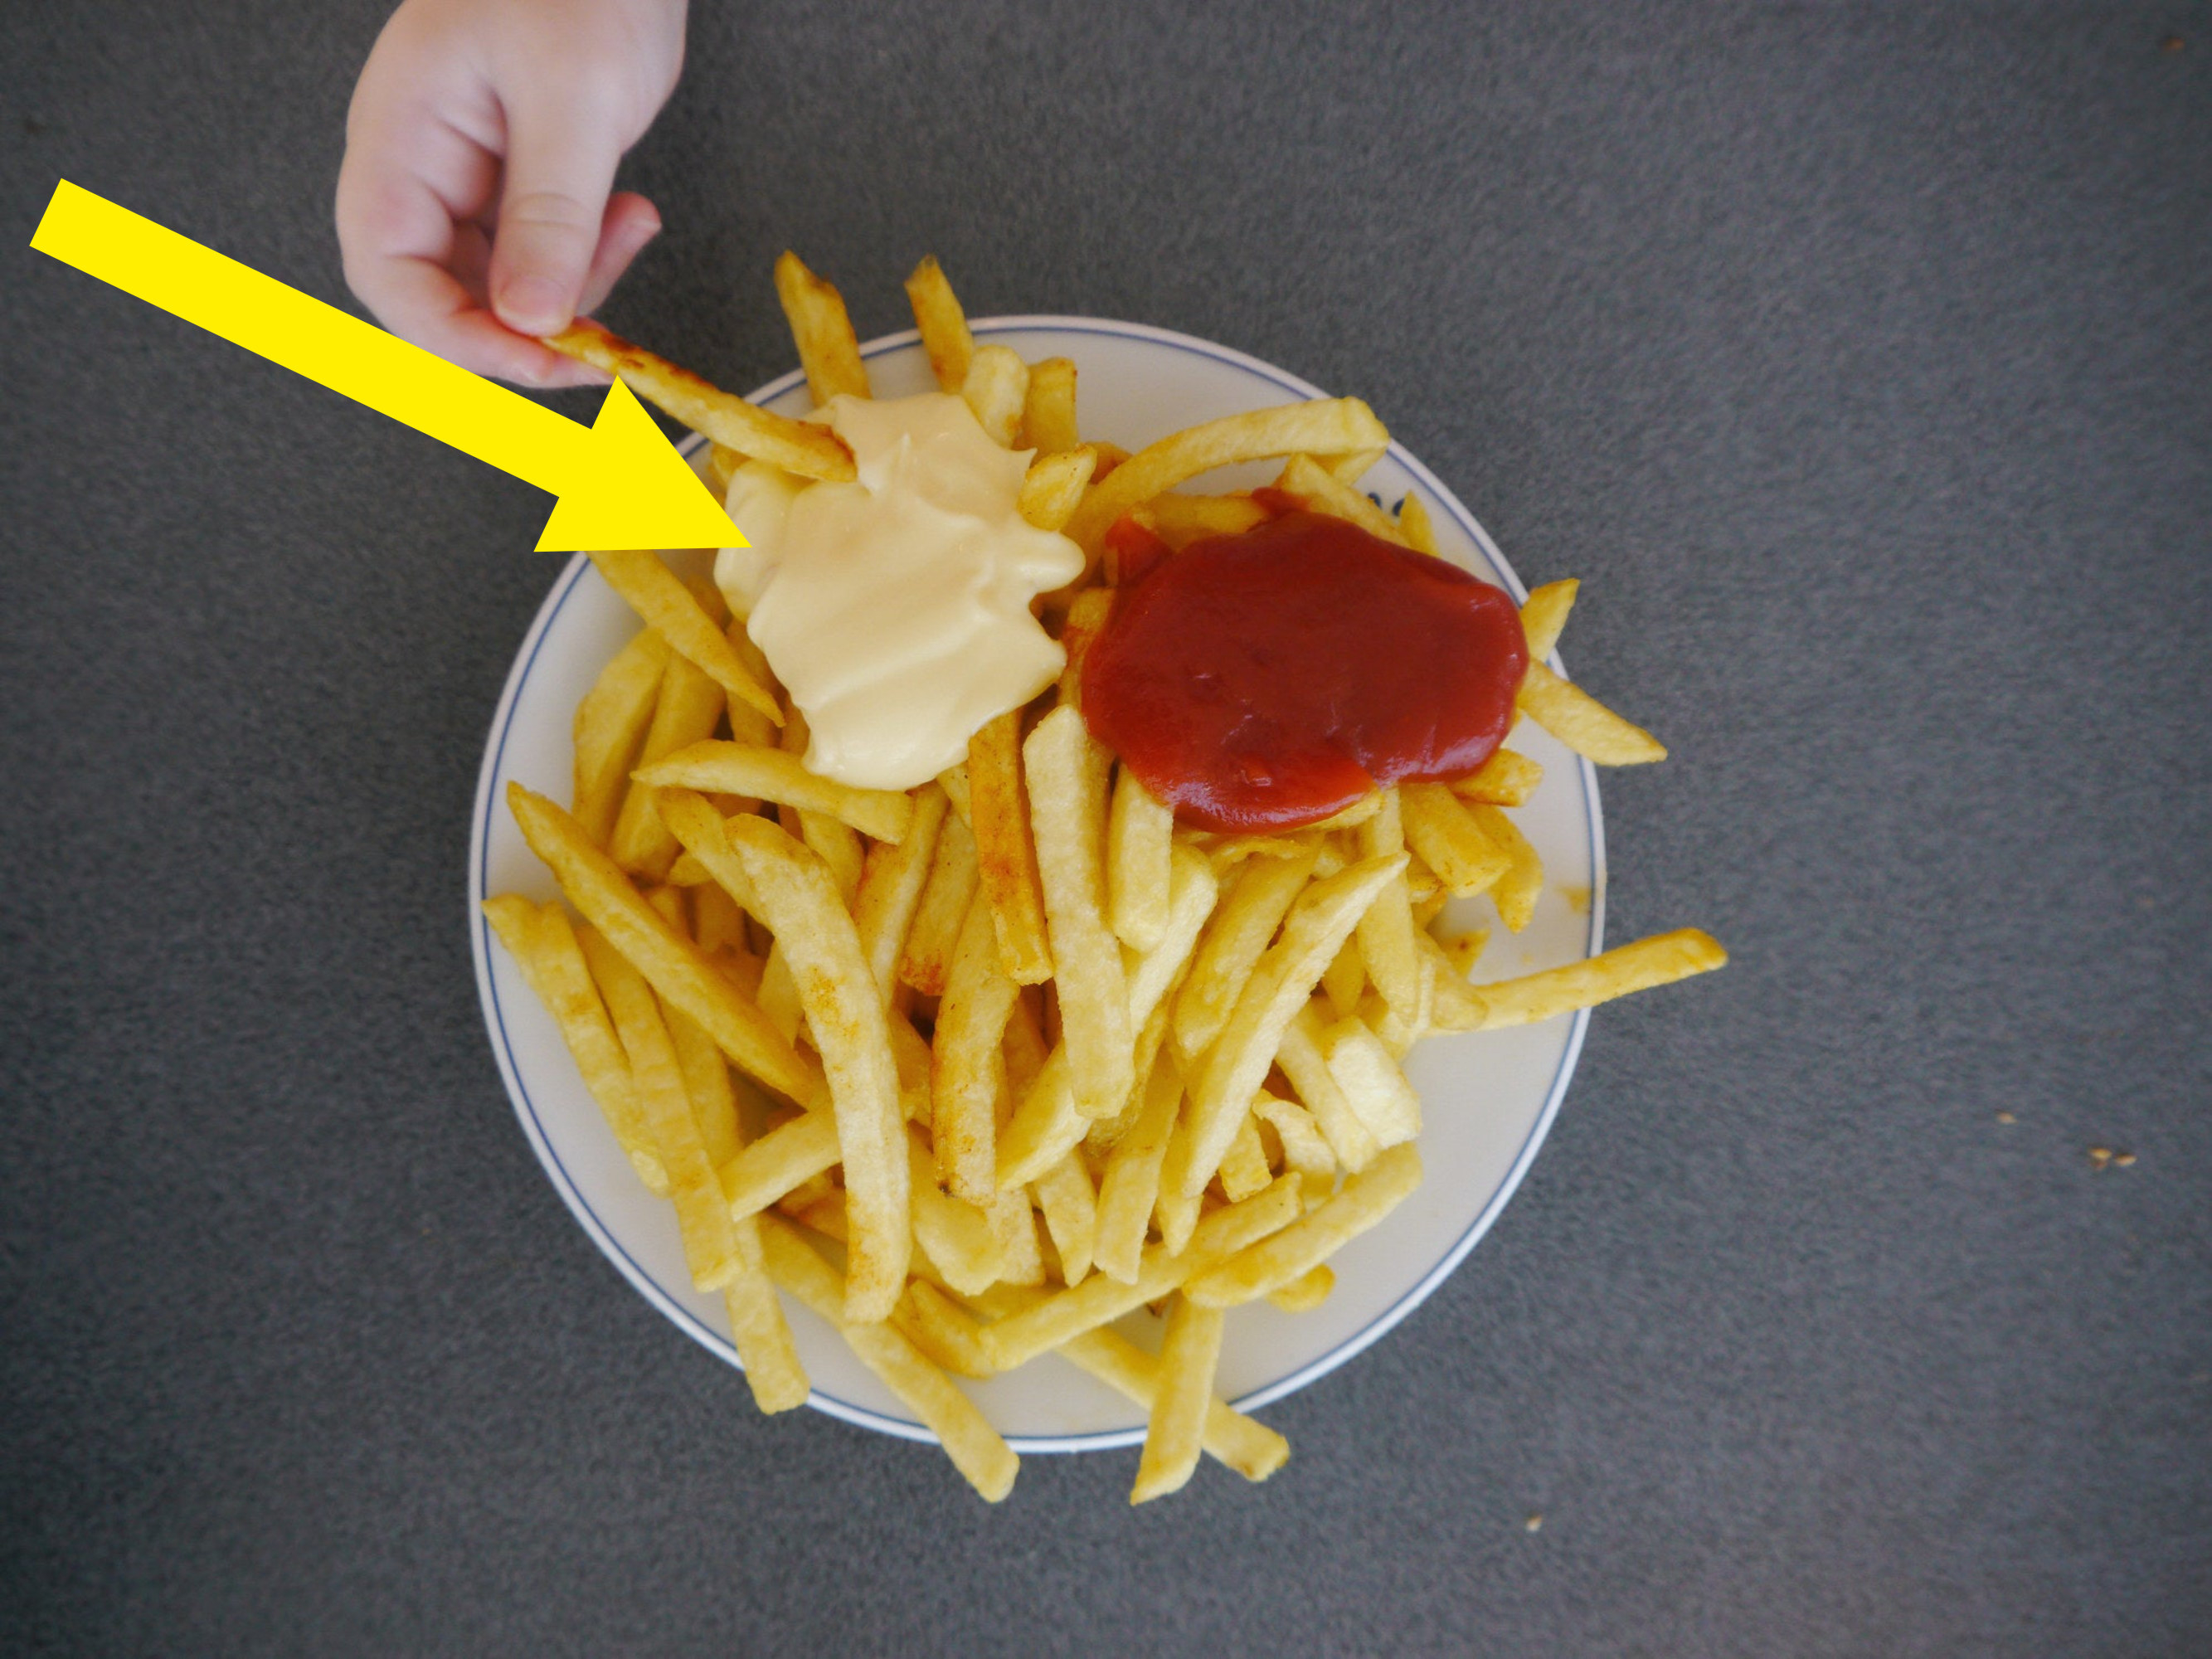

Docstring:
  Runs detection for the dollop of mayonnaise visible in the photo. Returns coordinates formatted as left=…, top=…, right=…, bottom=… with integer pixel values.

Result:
left=715, top=393, right=1085, bottom=791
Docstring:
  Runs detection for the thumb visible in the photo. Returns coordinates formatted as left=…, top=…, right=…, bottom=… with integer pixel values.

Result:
left=488, top=85, right=625, bottom=337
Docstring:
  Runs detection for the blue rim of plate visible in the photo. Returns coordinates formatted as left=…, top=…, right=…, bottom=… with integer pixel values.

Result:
left=469, top=316, right=1604, bottom=1453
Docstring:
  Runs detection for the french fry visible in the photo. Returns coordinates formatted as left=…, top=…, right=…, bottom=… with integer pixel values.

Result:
left=1047, top=1324, right=1287, bottom=1481
left=1516, top=659, right=1666, bottom=765
left=1016, top=445, right=1097, bottom=534
left=936, top=761, right=972, bottom=826
left=1180, top=854, right=1406, bottom=1197
left=546, top=319, right=856, bottom=482
left=1065, top=398, right=1393, bottom=557
left=1397, top=492, right=1438, bottom=556
left=1173, top=846, right=1319, bottom=1064
left=980, top=1176, right=1303, bottom=1370
left=609, top=654, right=725, bottom=880
left=907, top=1130, right=1005, bottom=1295
left=575, top=925, right=741, bottom=1292
left=894, top=1280, right=997, bottom=1379
left=1275, top=453, right=1409, bottom=547
left=1023, top=707, right=1133, bottom=1117
left=931, top=892, right=1020, bottom=1204
left=1252, top=1092, right=1336, bottom=1182
left=571, top=629, right=671, bottom=848
left=773, top=250, right=870, bottom=405
left=1468, top=804, right=1543, bottom=932
left=664, top=1001, right=742, bottom=1170
left=1436, top=927, right=1490, bottom=978
left=898, top=810, right=980, bottom=995
left=1218, top=1109, right=1272, bottom=1203
left=988, top=1185, right=1047, bottom=1287
left=853, top=783, right=947, bottom=1004
left=720, top=811, right=910, bottom=1323
left=1131, top=1295, right=1225, bottom=1504
left=968, top=709, right=1053, bottom=984
left=1152, top=1117, right=1204, bottom=1256
left=1107, top=765, right=1175, bottom=952
left=1399, top=781, right=1510, bottom=899
left=1317, top=1016, right=1422, bottom=1147
left=721, top=1109, right=842, bottom=1219
left=903, top=255, right=975, bottom=393
left=508, top=784, right=819, bottom=1104
left=1451, top=748, right=1542, bottom=807
left=1274, top=1001, right=1380, bottom=1173
left=1033, top=1150, right=1099, bottom=1287
left=590, top=552, right=781, bottom=726
left=721, top=1234, right=810, bottom=1412
left=798, top=809, right=865, bottom=907
left=1353, top=790, right=1423, bottom=1025
left=1094, top=1048, right=1183, bottom=1283
left=961, top=345, right=1028, bottom=447
left=1519, top=578, right=1578, bottom=660
left=1186, top=1144, right=1422, bottom=1309
left=1055, top=586, right=1116, bottom=710
left=482, top=897, right=668, bottom=1193
left=1320, top=931, right=1365, bottom=1022
left=703, top=441, right=743, bottom=499
left=758, top=1216, right=1017, bottom=1501
left=1020, top=356, right=1080, bottom=455
left=1475, top=929, right=1728, bottom=1028
left=1324, top=446, right=1386, bottom=486
left=634, top=742, right=914, bottom=843
left=1127, top=844, right=1222, bottom=1031
left=1418, top=932, right=1492, bottom=1032
left=1146, top=492, right=1270, bottom=549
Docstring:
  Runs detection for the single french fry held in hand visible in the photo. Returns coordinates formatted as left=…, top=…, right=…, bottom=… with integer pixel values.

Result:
left=721, top=811, right=911, bottom=1323
left=773, top=250, right=870, bottom=405
left=1515, top=659, right=1666, bottom=766
left=904, top=255, right=975, bottom=393
left=589, top=552, right=781, bottom=726
left=546, top=319, right=856, bottom=482
left=508, top=784, right=819, bottom=1105
left=1475, top=929, right=1728, bottom=1028
left=571, top=628, right=670, bottom=848
left=1184, top=1143, right=1424, bottom=1309
left=1131, top=1295, right=1225, bottom=1504
left=1065, top=398, right=1392, bottom=556
left=967, top=709, right=1053, bottom=984
left=634, top=743, right=913, bottom=843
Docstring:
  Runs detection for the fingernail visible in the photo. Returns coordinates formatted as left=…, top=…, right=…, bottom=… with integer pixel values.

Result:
left=498, top=275, right=568, bottom=333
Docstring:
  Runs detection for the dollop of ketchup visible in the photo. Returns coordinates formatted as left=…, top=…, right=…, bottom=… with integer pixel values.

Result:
left=1081, top=510, right=1528, bottom=833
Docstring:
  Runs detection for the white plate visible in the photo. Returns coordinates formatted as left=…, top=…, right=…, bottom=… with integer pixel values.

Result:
left=470, top=319, right=1605, bottom=1452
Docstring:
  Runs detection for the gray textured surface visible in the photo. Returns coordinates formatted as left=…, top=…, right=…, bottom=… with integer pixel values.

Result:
left=3, top=2, right=2209, bottom=1652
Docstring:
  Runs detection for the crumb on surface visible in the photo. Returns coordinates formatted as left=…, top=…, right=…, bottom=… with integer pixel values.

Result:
left=1996, top=1111, right=2015, bottom=1125
left=2088, top=1146, right=2113, bottom=1170
left=2163, top=35, right=2185, bottom=53
left=1524, top=1514, right=1543, bottom=1532
left=2113, top=1151, right=2137, bottom=1168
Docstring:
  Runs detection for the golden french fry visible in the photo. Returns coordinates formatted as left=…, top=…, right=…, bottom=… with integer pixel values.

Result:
left=1023, top=707, right=1133, bottom=1117
left=903, top=255, right=975, bottom=393
left=898, top=810, right=980, bottom=995
left=1145, top=492, right=1270, bottom=549
left=980, top=1176, right=1303, bottom=1370
left=1519, top=578, right=1578, bottom=659
left=988, top=1185, right=1047, bottom=1287
left=703, top=441, right=744, bottom=499
left=1020, top=356, right=1080, bottom=455
left=609, top=653, right=725, bottom=880
left=508, top=785, right=819, bottom=1104
left=664, top=1001, right=742, bottom=1170
left=571, top=629, right=671, bottom=848
left=575, top=925, right=742, bottom=1292
left=931, top=891, right=1019, bottom=1204
left=1065, top=398, right=1393, bottom=556
left=1017, top=445, right=1097, bottom=534
left=907, top=1130, right=1006, bottom=1295
left=1033, top=1151, right=1099, bottom=1287
left=1252, top=1092, right=1335, bottom=1181
left=797, top=809, right=865, bottom=907
left=936, top=761, right=972, bottom=826
left=1399, top=781, right=1511, bottom=899
left=853, top=783, right=947, bottom=1003
left=1451, top=749, right=1542, bottom=807
left=1130, top=1294, right=1225, bottom=1504
left=1437, top=927, right=1490, bottom=978
left=1275, top=453, right=1408, bottom=547
left=1267, top=1263, right=1335, bottom=1313
left=1418, top=931, right=1492, bottom=1032
left=961, top=344, right=1028, bottom=447
left=1106, top=766, right=1175, bottom=953
left=1320, top=930, right=1365, bottom=1022
left=722, top=1238, right=810, bottom=1413
left=1317, top=1015, right=1422, bottom=1146
left=590, top=552, right=780, bottom=726
left=720, top=811, right=909, bottom=1323
left=721, top=1109, right=841, bottom=1219
left=892, top=1280, right=997, bottom=1379
left=1353, top=790, right=1422, bottom=1024
left=1324, top=446, right=1385, bottom=486
left=1397, top=491, right=1438, bottom=556
left=1153, top=1117, right=1204, bottom=1256
left=634, top=742, right=913, bottom=843
left=1218, top=1108, right=1272, bottom=1203
left=1516, top=659, right=1666, bottom=765
left=1274, top=1001, right=1380, bottom=1173
left=546, top=319, right=855, bottom=482
left=482, top=897, right=668, bottom=1193
left=758, top=1216, right=1018, bottom=1501
left=773, top=250, right=870, bottom=405
left=1093, top=1048, right=1183, bottom=1283
left=1173, top=846, right=1318, bottom=1064
left=1180, top=854, right=1406, bottom=1197
left=1467, top=803, right=1543, bottom=932
left=968, top=708, right=1053, bottom=983
left=1185, top=1142, right=1423, bottom=1309
left=1476, top=929, right=1727, bottom=1028
left=1054, top=586, right=1116, bottom=710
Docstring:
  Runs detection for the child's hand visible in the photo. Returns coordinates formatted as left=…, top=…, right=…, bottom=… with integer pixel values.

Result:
left=336, top=0, right=687, bottom=386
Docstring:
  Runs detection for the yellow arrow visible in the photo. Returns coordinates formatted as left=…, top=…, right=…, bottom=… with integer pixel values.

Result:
left=29, top=179, right=743, bottom=553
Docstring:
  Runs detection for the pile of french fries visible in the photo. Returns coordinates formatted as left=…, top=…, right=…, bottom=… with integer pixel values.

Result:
left=484, top=255, right=1727, bottom=1504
